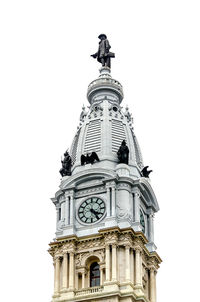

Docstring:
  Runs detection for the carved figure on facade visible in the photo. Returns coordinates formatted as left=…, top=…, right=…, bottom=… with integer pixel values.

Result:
left=75, top=253, right=84, bottom=266
left=80, top=104, right=87, bottom=122
left=117, top=205, right=129, bottom=219
left=91, top=34, right=115, bottom=68
left=116, top=200, right=132, bottom=220
left=81, top=152, right=100, bottom=165
left=124, top=105, right=133, bottom=125
left=59, top=150, right=72, bottom=177
left=117, top=140, right=129, bottom=165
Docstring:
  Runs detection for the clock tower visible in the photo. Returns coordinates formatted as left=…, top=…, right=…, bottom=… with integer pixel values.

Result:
left=49, top=36, right=161, bottom=302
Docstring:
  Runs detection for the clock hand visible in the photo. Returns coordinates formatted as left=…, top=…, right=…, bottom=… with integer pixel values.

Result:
left=90, top=208, right=99, bottom=219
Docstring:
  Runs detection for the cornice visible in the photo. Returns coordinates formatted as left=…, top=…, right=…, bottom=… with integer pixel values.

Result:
left=48, top=226, right=162, bottom=266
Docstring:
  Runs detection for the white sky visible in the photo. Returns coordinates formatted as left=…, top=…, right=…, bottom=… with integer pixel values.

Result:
left=0, top=1, right=200, bottom=301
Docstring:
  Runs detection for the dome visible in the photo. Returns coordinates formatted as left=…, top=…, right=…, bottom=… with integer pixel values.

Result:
left=69, top=67, right=144, bottom=178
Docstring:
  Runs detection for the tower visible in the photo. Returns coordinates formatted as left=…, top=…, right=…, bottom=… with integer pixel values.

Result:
left=49, top=36, right=161, bottom=302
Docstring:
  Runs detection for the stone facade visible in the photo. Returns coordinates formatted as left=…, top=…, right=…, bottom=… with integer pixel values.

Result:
left=49, top=227, right=161, bottom=302
left=49, top=66, right=161, bottom=302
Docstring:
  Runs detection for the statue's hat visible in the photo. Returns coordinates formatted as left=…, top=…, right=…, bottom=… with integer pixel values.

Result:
left=98, top=34, right=107, bottom=39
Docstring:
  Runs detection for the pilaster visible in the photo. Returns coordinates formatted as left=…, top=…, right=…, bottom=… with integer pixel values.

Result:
left=53, top=256, right=61, bottom=297
left=62, top=252, right=68, bottom=290
left=134, top=246, right=144, bottom=297
left=150, top=267, right=157, bottom=302
left=132, top=188, right=142, bottom=232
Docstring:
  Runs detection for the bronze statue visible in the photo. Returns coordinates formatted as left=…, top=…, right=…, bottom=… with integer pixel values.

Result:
left=81, top=152, right=100, bottom=165
left=91, top=34, right=115, bottom=68
left=141, top=166, right=152, bottom=178
left=59, top=150, right=72, bottom=177
left=117, top=140, right=129, bottom=165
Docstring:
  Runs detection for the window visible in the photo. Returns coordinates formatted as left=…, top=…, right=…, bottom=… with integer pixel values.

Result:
left=90, top=262, right=100, bottom=287
left=58, top=208, right=61, bottom=220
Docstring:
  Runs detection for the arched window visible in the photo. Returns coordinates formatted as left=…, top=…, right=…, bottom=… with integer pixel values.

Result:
left=90, top=262, right=100, bottom=287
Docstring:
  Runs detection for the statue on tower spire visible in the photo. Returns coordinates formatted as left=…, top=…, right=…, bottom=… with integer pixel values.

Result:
left=91, top=34, right=115, bottom=68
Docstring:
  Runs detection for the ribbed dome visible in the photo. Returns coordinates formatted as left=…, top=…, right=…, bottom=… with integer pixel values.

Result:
left=70, top=68, right=144, bottom=178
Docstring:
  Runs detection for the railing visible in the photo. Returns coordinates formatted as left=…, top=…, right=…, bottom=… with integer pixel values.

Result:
left=88, top=78, right=123, bottom=90
left=75, top=286, right=103, bottom=296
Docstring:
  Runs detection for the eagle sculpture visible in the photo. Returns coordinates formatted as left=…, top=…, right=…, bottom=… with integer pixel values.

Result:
left=81, top=152, right=100, bottom=165
left=141, top=166, right=153, bottom=178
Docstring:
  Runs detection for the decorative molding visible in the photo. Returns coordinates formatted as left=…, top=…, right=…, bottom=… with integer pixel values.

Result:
left=75, top=186, right=106, bottom=197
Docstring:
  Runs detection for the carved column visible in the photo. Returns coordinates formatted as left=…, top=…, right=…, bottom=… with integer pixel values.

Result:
left=62, top=253, right=68, bottom=289
left=82, top=270, right=85, bottom=288
left=111, top=186, right=116, bottom=217
left=130, top=248, right=134, bottom=283
left=56, top=205, right=60, bottom=225
left=65, top=192, right=70, bottom=225
left=100, top=267, right=104, bottom=285
left=61, top=200, right=65, bottom=224
left=106, top=186, right=111, bottom=217
left=69, top=252, right=75, bottom=289
left=148, top=213, right=154, bottom=242
left=54, top=257, right=61, bottom=294
left=112, top=244, right=117, bottom=281
left=105, top=245, right=111, bottom=281
left=75, top=272, right=78, bottom=289
left=150, top=268, right=156, bottom=302
left=133, top=191, right=140, bottom=224
left=125, top=246, right=131, bottom=281
left=135, top=248, right=142, bottom=286
left=69, top=193, right=74, bottom=225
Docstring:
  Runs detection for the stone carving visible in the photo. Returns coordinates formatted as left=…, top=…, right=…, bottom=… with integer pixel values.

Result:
left=81, top=152, right=100, bottom=165
left=59, top=150, right=72, bottom=177
left=75, top=249, right=105, bottom=267
left=117, top=203, right=130, bottom=219
left=117, top=140, right=129, bottom=165
left=75, top=253, right=84, bottom=266
left=91, top=34, right=115, bottom=68
left=77, top=239, right=103, bottom=251
left=80, top=105, right=87, bottom=122
left=75, top=186, right=106, bottom=198
left=124, top=105, right=133, bottom=124
left=104, top=233, right=118, bottom=244
left=117, top=183, right=131, bottom=190
left=143, top=268, right=148, bottom=289
left=89, top=104, right=103, bottom=118
left=93, top=104, right=103, bottom=113
left=141, top=166, right=153, bottom=178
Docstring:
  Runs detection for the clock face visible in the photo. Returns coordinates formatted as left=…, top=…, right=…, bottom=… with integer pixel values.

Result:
left=140, top=210, right=145, bottom=233
left=78, top=197, right=106, bottom=224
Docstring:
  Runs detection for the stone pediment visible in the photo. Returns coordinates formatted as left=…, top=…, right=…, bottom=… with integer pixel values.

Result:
left=60, top=168, right=117, bottom=190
